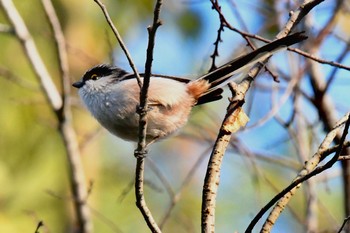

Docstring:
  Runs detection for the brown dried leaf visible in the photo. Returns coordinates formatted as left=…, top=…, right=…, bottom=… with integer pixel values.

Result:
left=223, top=107, right=249, bottom=133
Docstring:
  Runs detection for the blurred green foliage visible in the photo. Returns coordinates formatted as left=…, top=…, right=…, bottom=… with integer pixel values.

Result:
left=0, top=1, right=206, bottom=232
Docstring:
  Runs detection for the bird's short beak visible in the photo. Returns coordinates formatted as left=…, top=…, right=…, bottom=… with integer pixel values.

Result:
left=72, top=80, right=84, bottom=88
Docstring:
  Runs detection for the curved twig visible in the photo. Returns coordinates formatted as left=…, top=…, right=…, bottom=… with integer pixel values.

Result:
left=93, top=0, right=142, bottom=88
left=246, top=113, right=350, bottom=233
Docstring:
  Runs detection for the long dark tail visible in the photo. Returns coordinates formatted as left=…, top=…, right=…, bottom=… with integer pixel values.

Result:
left=198, top=31, right=307, bottom=93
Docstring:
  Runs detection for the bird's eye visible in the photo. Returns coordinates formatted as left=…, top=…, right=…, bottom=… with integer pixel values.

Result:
left=91, top=74, right=99, bottom=80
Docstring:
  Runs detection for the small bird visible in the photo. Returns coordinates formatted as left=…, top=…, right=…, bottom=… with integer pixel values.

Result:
left=73, top=32, right=307, bottom=143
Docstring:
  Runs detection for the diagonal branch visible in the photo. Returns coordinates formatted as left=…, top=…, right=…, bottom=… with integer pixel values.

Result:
left=1, top=0, right=92, bottom=232
left=93, top=0, right=142, bottom=88
left=208, top=1, right=350, bottom=74
left=0, top=0, right=62, bottom=110
left=338, top=216, right=350, bottom=233
left=246, top=113, right=350, bottom=233
left=41, top=0, right=92, bottom=232
left=209, top=0, right=279, bottom=81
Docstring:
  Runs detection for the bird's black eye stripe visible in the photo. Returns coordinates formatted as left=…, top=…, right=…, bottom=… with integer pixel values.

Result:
left=82, top=64, right=129, bottom=82
left=82, top=65, right=113, bottom=81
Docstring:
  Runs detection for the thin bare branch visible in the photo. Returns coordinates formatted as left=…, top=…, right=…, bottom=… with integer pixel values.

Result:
left=134, top=0, right=163, bottom=232
left=41, top=0, right=69, bottom=97
left=201, top=0, right=323, bottom=232
left=322, top=141, right=350, bottom=160
left=92, top=0, right=163, bottom=231
left=204, top=12, right=350, bottom=74
left=135, top=158, right=161, bottom=232
left=1, top=1, right=91, bottom=232
left=209, top=21, right=224, bottom=71
left=93, top=0, right=142, bottom=88
left=41, top=0, right=92, bottom=232
left=289, top=47, right=350, bottom=72
left=0, top=0, right=62, bottom=110
left=209, top=0, right=279, bottom=81
left=338, top=216, right=350, bottom=233
left=234, top=34, right=350, bottom=72
left=34, top=221, right=44, bottom=233
left=248, top=113, right=350, bottom=233
left=302, top=2, right=350, bottom=230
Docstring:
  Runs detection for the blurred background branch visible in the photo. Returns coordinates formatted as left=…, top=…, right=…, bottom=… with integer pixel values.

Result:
left=0, top=0, right=349, bottom=233
left=0, top=0, right=91, bottom=232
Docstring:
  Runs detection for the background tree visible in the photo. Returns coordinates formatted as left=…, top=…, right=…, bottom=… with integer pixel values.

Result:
left=0, top=0, right=349, bottom=233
